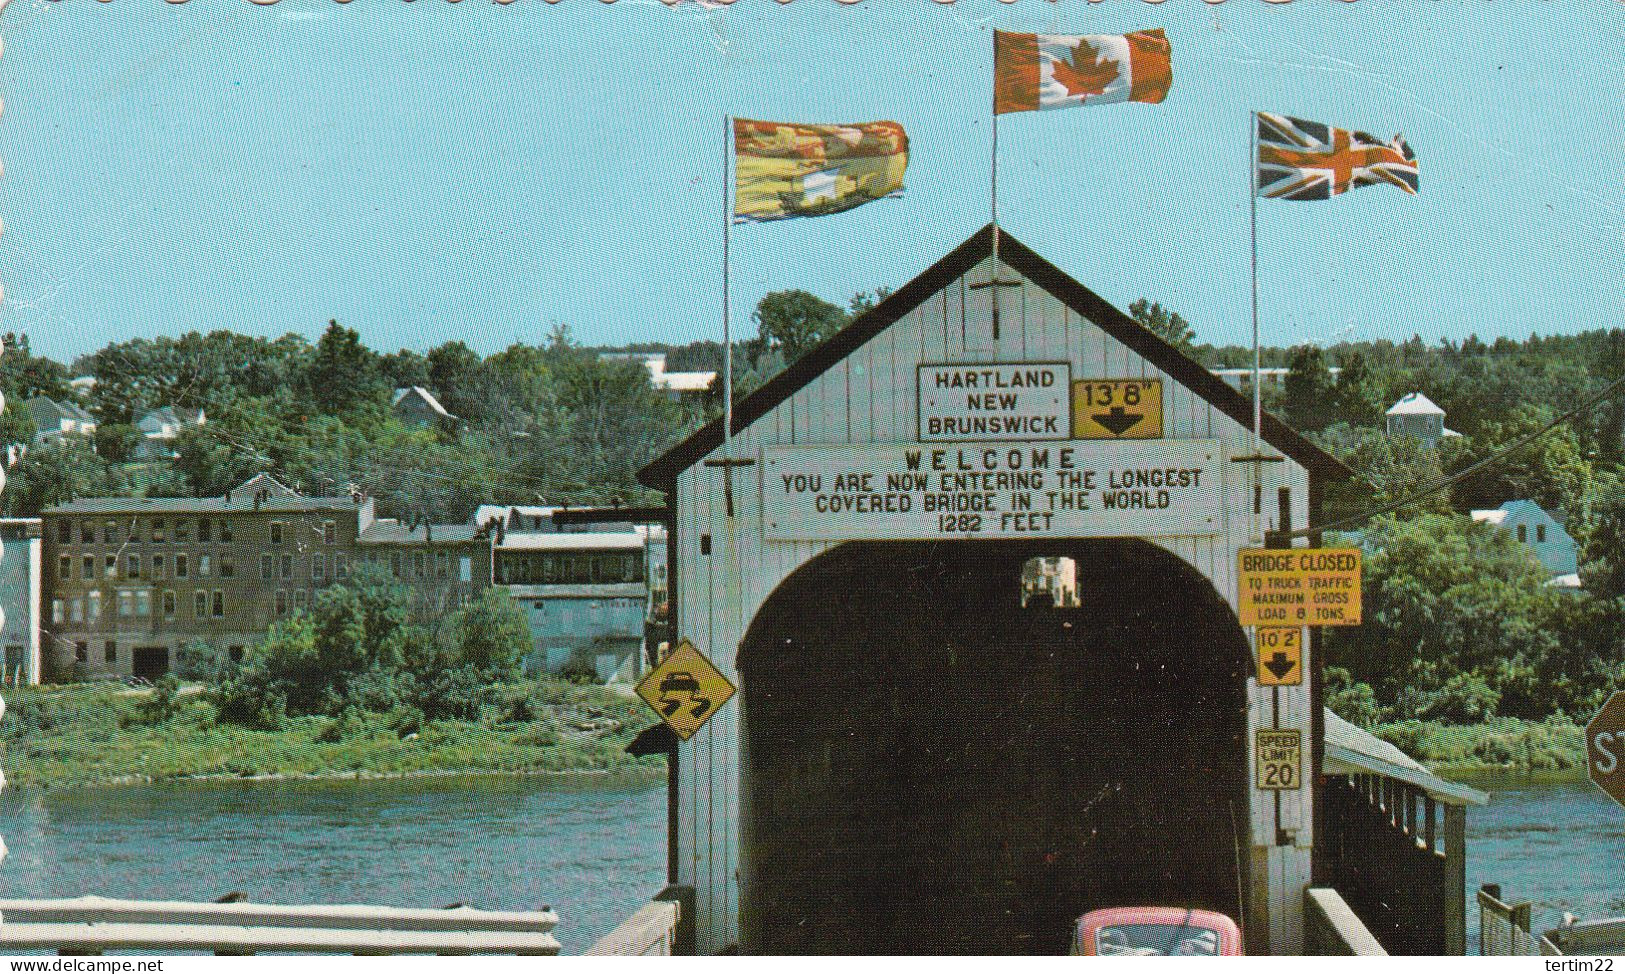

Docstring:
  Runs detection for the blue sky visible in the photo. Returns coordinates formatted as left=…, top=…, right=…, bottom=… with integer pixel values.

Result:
left=0, top=0, right=1619, bottom=364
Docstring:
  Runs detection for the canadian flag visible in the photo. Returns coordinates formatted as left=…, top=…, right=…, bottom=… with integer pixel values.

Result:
left=995, top=29, right=1172, bottom=114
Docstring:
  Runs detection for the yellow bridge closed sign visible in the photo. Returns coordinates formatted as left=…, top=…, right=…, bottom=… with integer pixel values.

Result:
left=1237, top=548, right=1362, bottom=627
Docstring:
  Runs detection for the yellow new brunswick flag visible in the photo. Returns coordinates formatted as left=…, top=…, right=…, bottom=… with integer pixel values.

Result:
left=733, top=118, right=909, bottom=223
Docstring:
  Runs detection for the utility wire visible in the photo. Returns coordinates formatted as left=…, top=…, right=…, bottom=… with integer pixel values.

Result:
left=1289, top=371, right=1625, bottom=540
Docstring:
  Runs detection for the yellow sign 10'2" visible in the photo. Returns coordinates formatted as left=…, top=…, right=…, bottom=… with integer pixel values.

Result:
left=1255, top=627, right=1302, bottom=687
left=634, top=638, right=736, bottom=742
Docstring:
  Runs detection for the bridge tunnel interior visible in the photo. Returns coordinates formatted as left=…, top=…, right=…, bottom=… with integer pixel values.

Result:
left=737, top=539, right=1253, bottom=955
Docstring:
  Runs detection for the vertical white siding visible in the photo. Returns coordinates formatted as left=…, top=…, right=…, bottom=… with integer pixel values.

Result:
left=671, top=259, right=1317, bottom=954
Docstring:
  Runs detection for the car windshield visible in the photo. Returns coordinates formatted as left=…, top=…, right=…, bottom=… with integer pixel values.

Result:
left=1096, top=923, right=1220, bottom=956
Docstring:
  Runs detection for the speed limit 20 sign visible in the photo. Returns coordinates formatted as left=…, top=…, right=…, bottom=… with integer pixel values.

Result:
left=1255, top=729, right=1302, bottom=791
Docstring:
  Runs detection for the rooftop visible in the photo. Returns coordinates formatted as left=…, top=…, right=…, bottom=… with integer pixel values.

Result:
left=496, top=532, right=648, bottom=552
left=357, top=519, right=480, bottom=545
left=391, top=386, right=457, bottom=420
left=1323, top=709, right=1487, bottom=806
left=1386, top=392, right=1446, bottom=416
left=45, top=473, right=358, bottom=516
left=26, top=396, right=96, bottom=424
left=46, top=494, right=363, bottom=516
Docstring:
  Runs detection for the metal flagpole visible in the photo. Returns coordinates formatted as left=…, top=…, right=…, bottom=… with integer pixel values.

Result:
left=979, top=38, right=1023, bottom=341
left=710, top=116, right=753, bottom=519
left=990, top=51, right=1004, bottom=341
left=1250, top=109, right=1262, bottom=450
left=723, top=114, right=734, bottom=469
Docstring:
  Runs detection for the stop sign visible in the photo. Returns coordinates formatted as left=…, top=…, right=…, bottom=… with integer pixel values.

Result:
left=1586, top=691, right=1625, bottom=809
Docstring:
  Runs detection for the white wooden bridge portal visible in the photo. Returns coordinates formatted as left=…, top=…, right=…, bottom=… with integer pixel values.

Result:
left=629, top=226, right=1480, bottom=956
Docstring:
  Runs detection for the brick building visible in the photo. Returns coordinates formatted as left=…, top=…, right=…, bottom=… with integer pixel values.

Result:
left=41, top=475, right=493, bottom=680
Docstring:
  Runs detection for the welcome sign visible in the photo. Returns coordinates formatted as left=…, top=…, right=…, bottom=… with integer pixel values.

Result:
left=762, top=440, right=1222, bottom=541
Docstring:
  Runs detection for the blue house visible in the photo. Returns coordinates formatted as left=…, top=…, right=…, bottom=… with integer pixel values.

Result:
left=1471, top=500, right=1581, bottom=588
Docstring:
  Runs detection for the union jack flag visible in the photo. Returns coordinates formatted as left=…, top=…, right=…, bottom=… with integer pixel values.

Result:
left=1256, top=112, right=1417, bottom=201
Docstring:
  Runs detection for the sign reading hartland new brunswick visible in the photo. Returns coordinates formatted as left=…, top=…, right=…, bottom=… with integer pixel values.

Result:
left=762, top=439, right=1221, bottom=541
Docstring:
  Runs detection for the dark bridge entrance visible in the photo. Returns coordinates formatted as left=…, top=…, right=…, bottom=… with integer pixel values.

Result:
left=738, top=539, right=1252, bottom=955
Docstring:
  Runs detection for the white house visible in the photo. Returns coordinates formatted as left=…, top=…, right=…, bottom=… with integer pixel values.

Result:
left=1386, top=392, right=1461, bottom=449
left=132, top=405, right=206, bottom=460
left=23, top=396, right=97, bottom=448
left=600, top=352, right=717, bottom=398
left=1471, top=500, right=1581, bottom=587
left=390, top=386, right=457, bottom=427
left=1211, top=366, right=1341, bottom=392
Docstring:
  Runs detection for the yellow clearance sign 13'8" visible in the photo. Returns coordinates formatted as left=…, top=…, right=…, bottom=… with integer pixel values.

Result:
left=1072, top=379, right=1163, bottom=439
left=1237, top=548, right=1362, bottom=627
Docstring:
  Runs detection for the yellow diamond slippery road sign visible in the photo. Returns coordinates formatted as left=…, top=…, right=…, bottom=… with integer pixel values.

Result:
left=634, top=639, right=736, bottom=742
left=1072, top=379, right=1163, bottom=439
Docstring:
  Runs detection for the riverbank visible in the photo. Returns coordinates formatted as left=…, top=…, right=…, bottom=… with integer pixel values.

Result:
left=1370, top=716, right=1588, bottom=782
left=0, top=681, right=664, bottom=788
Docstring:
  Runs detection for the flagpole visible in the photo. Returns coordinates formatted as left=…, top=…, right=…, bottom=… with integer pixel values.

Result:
left=723, top=114, right=734, bottom=471
left=1249, top=110, right=1261, bottom=450
left=991, top=71, right=1003, bottom=338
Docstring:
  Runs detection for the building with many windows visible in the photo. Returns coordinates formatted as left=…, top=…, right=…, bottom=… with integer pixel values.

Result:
left=480, top=504, right=666, bottom=681
left=0, top=518, right=42, bottom=684
left=40, top=475, right=492, bottom=680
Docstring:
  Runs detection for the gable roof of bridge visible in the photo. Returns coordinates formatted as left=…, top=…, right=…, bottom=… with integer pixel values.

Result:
left=638, top=224, right=1352, bottom=489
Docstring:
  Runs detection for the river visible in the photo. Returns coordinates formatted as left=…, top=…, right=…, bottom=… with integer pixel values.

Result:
left=1465, top=778, right=1625, bottom=948
left=0, top=775, right=666, bottom=954
left=0, top=775, right=1617, bottom=954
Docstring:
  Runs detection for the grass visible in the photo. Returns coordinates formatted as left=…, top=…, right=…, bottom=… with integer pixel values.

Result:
left=1369, top=716, right=1588, bottom=782
left=0, top=680, right=665, bottom=789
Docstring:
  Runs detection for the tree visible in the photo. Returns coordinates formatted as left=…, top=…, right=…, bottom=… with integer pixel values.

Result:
left=94, top=423, right=140, bottom=464
left=381, top=349, right=432, bottom=390
left=1324, top=514, right=1579, bottom=719
left=847, top=287, right=894, bottom=318
left=3, top=441, right=118, bottom=515
left=426, top=341, right=487, bottom=426
left=447, top=588, right=531, bottom=675
left=1584, top=490, right=1625, bottom=600
left=0, top=334, right=72, bottom=402
left=1331, top=351, right=1383, bottom=427
left=754, top=291, right=848, bottom=362
left=1309, top=424, right=1451, bottom=525
left=1282, top=345, right=1336, bottom=432
left=1128, top=299, right=1195, bottom=350
left=307, top=321, right=385, bottom=415
left=1441, top=405, right=1594, bottom=520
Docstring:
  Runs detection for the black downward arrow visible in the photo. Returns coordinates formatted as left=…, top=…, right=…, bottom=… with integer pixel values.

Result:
left=1092, top=406, right=1144, bottom=437
left=1264, top=652, right=1298, bottom=681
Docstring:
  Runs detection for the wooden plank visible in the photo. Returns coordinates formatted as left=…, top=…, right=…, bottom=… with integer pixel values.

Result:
left=0, top=898, right=557, bottom=932
left=584, top=901, right=679, bottom=956
left=1443, top=805, right=1467, bottom=955
left=676, top=469, right=701, bottom=893
left=0, top=923, right=560, bottom=955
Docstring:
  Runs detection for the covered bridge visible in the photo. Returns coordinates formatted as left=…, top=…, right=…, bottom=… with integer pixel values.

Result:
left=629, top=225, right=1481, bottom=955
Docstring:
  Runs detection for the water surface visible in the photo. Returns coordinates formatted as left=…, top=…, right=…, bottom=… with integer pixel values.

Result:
left=0, top=775, right=666, bottom=954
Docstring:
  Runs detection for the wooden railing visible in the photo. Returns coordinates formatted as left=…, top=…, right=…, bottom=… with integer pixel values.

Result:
left=1320, top=775, right=1466, bottom=954
left=1478, top=885, right=1560, bottom=956
left=1303, top=888, right=1388, bottom=955
left=0, top=896, right=560, bottom=955
left=584, top=901, right=680, bottom=956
